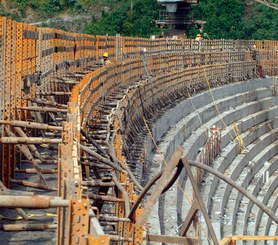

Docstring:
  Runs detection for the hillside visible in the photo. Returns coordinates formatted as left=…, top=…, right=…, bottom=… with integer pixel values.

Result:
left=0, top=0, right=277, bottom=39
left=0, top=0, right=129, bottom=32
left=189, top=0, right=278, bottom=40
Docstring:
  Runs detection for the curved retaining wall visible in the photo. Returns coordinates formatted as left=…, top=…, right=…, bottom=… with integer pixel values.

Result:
left=140, top=78, right=278, bottom=239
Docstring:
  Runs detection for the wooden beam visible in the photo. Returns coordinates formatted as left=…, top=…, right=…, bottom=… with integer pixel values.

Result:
left=183, top=159, right=218, bottom=244
left=181, top=199, right=199, bottom=236
left=219, top=236, right=278, bottom=245
left=136, top=146, right=184, bottom=225
left=219, top=237, right=233, bottom=245
left=147, top=234, right=199, bottom=244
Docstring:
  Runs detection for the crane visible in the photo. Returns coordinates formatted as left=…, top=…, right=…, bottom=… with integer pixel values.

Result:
left=155, top=0, right=199, bottom=32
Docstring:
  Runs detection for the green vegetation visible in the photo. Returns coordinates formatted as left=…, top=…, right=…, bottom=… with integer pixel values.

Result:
left=0, top=0, right=277, bottom=39
left=189, top=0, right=278, bottom=40
left=83, top=0, right=162, bottom=37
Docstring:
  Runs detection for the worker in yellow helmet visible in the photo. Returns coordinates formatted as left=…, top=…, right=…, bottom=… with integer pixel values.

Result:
left=195, top=34, right=204, bottom=51
left=195, top=33, right=203, bottom=41
left=103, top=52, right=111, bottom=66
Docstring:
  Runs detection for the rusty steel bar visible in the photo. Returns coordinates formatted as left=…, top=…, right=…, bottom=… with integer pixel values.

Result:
left=0, top=120, right=62, bottom=131
left=112, top=173, right=130, bottom=218
left=80, top=144, right=125, bottom=173
left=99, top=215, right=130, bottom=222
left=0, top=181, right=28, bottom=221
left=11, top=179, right=57, bottom=191
left=89, top=193, right=125, bottom=203
left=16, top=106, right=67, bottom=113
left=52, top=79, right=79, bottom=85
left=15, top=168, right=58, bottom=174
left=0, top=137, right=62, bottom=144
left=40, top=144, right=58, bottom=151
left=24, top=97, right=68, bottom=108
left=5, top=128, right=47, bottom=185
left=81, top=180, right=115, bottom=187
left=38, top=92, right=71, bottom=96
left=14, top=127, right=45, bottom=162
left=0, top=195, right=69, bottom=208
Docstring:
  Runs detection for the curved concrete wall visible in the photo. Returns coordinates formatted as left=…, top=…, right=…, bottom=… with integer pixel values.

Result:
left=143, top=77, right=278, bottom=239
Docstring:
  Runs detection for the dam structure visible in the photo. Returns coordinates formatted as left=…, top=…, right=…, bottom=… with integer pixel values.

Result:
left=0, top=17, right=277, bottom=244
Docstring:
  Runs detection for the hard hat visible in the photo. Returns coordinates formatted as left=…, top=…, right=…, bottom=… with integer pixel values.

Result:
left=103, top=52, right=109, bottom=58
left=197, top=34, right=201, bottom=37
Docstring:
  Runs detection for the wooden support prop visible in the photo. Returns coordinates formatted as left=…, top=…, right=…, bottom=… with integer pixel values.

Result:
left=136, top=146, right=184, bottom=225
left=16, top=106, right=67, bottom=113
left=182, top=159, right=218, bottom=244
left=0, top=137, right=62, bottom=144
left=181, top=199, right=199, bottom=236
left=0, top=120, right=62, bottom=131
left=219, top=236, right=278, bottom=245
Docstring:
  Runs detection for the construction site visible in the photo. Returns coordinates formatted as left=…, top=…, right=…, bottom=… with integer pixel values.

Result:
left=0, top=1, right=277, bottom=243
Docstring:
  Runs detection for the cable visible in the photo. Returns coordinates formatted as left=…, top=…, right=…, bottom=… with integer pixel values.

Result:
left=202, top=67, right=249, bottom=153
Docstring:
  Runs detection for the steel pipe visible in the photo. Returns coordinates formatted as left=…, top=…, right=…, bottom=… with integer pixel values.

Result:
left=0, top=224, right=57, bottom=231
left=0, top=120, right=62, bottom=131
left=0, top=137, right=62, bottom=144
left=0, top=196, right=68, bottom=208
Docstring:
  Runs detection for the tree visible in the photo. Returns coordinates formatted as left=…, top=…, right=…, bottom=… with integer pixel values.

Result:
left=188, top=0, right=278, bottom=40
left=84, top=0, right=162, bottom=37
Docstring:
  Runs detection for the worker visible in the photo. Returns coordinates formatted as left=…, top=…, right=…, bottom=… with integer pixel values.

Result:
left=195, top=34, right=203, bottom=51
left=195, top=34, right=204, bottom=41
left=103, top=52, right=111, bottom=66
